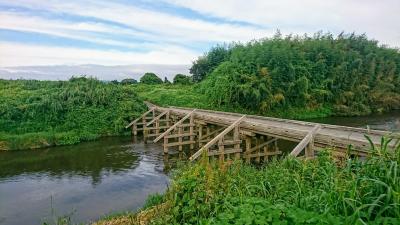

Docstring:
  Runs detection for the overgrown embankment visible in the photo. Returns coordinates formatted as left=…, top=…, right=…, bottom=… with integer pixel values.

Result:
left=98, top=140, right=400, bottom=225
left=0, top=78, right=146, bottom=150
left=193, top=33, right=400, bottom=117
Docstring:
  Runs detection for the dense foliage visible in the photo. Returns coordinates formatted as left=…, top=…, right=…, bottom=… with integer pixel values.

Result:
left=120, top=78, right=138, bottom=85
left=173, top=74, right=192, bottom=85
left=0, top=78, right=146, bottom=150
left=195, top=33, right=400, bottom=116
left=140, top=72, right=163, bottom=84
left=147, top=139, right=400, bottom=224
left=190, top=45, right=231, bottom=82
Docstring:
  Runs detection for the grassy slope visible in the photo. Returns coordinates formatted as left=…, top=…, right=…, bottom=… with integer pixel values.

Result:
left=98, top=141, right=400, bottom=225
left=0, top=79, right=146, bottom=150
left=131, top=84, right=333, bottom=120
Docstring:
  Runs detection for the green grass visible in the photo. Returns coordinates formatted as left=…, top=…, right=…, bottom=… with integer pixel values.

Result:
left=146, top=138, right=400, bottom=224
left=0, top=78, right=146, bottom=150
left=130, top=84, right=333, bottom=120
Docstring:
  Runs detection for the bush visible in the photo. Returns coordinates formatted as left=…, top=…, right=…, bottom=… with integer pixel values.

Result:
left=198, top=32, right=400, bottom=116
left=152, top=139, right=400, bottom=224
left=0, top=78, right=146, bottom=150
left=140, top=73, right=163, bottom=84
left=173, top=74, right=192, bottom=85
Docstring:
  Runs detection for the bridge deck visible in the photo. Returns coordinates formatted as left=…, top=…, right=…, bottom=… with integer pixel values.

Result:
left=150, top=105, right=398, bottom=155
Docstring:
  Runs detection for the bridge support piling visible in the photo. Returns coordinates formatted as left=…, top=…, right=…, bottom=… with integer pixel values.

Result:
left=245, top=136, right=252, bottom=163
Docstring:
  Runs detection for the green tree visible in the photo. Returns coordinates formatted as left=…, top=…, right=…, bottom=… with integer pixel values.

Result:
left=190, top=45, right=231, bottom=82
left=139, top=73, right=163, bottom=84
left=173, top=74, right=192, bottom=85
left=120, top=78, right=137, bottom=85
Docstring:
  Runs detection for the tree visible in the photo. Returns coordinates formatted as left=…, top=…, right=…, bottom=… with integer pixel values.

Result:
left=190, top=45, right=231, bottom=82
left=173, top=74, right=192, bottom=85
left=200, top=32, right=400, bottom=115
left=120, top=78, right=137, bottom=85
left=140, top=73, right=163, bottom=84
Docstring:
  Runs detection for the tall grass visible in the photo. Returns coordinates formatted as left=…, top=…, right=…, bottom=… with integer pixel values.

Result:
left=147, top=139, right=400, bottom=224
left=0, top=78, right=146, bottom=150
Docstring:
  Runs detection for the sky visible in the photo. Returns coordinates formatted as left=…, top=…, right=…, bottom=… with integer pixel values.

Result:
left=0, top=0, right=399, bottom=80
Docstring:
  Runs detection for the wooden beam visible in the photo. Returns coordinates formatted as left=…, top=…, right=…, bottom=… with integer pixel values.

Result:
left=189, top=115, right=246, bottom=161
left=245, top=138, right=278, bottom=154
left=153, top=109, right=196, bottom=143
left=290, top=125, right=321, bottom=157
left=200, top=127, right=224, bottom=140
left=125, top=108, right=153, bottom=128
left=146, top=110, right=168, bottom=127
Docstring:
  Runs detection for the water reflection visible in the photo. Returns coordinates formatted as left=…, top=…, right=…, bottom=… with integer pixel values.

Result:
left=0, top=137, right=141, bottom=186
left=0, top=136, right=172, bottom=225
left=306, top=110, right=400, bottom=132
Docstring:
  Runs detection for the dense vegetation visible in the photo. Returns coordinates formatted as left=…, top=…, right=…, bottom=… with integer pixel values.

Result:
left=0, top=77, right=145, bottom=150
left=193, top=33, right=400, bottom=116
left=140, top=72, right=163, bottom=84
left=173, top=74, right=192, bottom=85
left=104, top=139, right=400, bottom=225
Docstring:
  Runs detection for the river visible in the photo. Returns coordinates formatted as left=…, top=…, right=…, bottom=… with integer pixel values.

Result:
left=0, top=111, right=399, bottom=225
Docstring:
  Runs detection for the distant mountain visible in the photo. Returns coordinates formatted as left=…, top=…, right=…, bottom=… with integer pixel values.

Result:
left=0, top=64, right=190, bottom=81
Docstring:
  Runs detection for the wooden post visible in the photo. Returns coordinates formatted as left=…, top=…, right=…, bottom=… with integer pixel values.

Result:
left=166, top=111, right=170, bottom=127
left=143, top=116, right=147, bottom=144
left=305, top=139, right=314, bottom=158
left=218, top=137, right=224, bottom=162
left=256, top=136, right=262, bottom=163
left=234, top=125, right=240, bottom=159
left=178, top=126, right=183, bottom=151
left=245, top=136, right=251, bottom=163
left=264, top=136, right=269, bottom=162
left=132, top=122, right=137, bottom=136
left=155, top=118, right=160, bottom=136
left=163, top=136, right=168, bottom=154
left=189, top=114, right=194, bottom=150
left=198, top=124, right=203, bottom=147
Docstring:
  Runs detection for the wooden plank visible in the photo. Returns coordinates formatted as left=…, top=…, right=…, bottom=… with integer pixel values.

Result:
left=248, top=151, right=282, bottom=158
left=218, top=140, right=242, bottom=146
left=189, top=114, right=195, bottom=150
left=218, top=137, right=224, bottom=162
left=245, top=138, right=278, bottom=154
left=189, top=115, right=246, bottom=161
left=290, top=125, right=321, bottom=157
left=200, top=127, right=224, bottom=140
left=146, top=110, right=168, bottom=126
left=165, top=140, right=196, bottom=147
left=153, top=109, right=196, bottom=143
left=208, top=148, right=242, bottom=156
left=166, top=133, right=196, bottom=139
left=125, top=108, right=153, bottom=128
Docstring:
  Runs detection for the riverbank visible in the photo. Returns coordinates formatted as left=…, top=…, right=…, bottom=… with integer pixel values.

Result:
left=0, top=78, right=146, bottom=150
left=96, top=140, right=400, bottom=225
left=2, top=79, right=398, bottom=151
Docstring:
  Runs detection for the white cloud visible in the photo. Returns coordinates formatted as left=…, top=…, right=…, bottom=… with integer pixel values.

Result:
left=0, top=42, right=198, bottom=66
left=0, top=0, right=270, bottom=43
left=0, top=12, right=157, bottom=49
left=164, top=0, right=400, bottom=47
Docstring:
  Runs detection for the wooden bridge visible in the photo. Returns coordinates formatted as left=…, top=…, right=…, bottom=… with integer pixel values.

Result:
left=126, top=103, right=398, bottom=162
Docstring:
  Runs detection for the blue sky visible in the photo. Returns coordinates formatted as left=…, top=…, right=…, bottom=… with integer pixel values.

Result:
left=0, top=0, right=399, bottom=79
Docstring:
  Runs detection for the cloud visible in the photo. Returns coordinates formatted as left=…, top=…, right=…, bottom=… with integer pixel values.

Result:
left=0, top=12, right=156, bottom=49
left=164, top=0, right=400, bottom=47
left=0, top=42, right=198, bottom=66
left=0, top=0, right=269, bottom=43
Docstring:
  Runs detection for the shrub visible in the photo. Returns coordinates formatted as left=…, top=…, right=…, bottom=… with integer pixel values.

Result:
left=140, top=73, right=163, bottom=84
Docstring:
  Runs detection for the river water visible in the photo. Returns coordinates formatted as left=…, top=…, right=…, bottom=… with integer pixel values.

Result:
left=0, top=111, right=399, bottom=225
